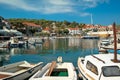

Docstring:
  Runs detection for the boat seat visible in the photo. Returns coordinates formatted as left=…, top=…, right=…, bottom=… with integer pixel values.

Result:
left=46, top=61, right=56, bottom=76
left=0, top=72, right=14, bottom=75
left=0, top=72, right=14, bottom=79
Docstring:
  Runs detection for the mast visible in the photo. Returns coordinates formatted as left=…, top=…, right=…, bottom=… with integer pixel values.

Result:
left=112, top=22, right=119, bottom=62
left=91, top=14, right=93, bottom=25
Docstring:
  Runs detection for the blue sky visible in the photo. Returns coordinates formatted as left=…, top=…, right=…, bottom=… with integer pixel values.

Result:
left=0, top=0, right=120, bottom=25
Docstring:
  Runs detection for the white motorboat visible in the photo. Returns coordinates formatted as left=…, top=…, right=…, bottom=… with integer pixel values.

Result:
left=78, top=23, right=120, bottom=80
left=8, top=37, right=26, bottom=48
left=29, top=57, right=77, bottom=80
left=0, top=61, right=43, bottom=80
left=98, top=39, right=113, bottom=52
left=77, top=54, right=120, bottom=80
left=8, top=37, right=19, bottom=48
left=100, top=39, right=112, bottom=46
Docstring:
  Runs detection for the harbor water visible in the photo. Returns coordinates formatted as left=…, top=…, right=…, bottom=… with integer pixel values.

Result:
left=0, top=37, right=99, bottom=67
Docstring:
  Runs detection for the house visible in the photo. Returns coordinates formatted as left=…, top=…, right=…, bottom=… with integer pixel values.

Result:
left=22, top=22, right=42, bottom=36
left=42, top=27, right=50, bottom=33
left=83, top=24, right=113, bottom=32
left=84, top=24, right=113, bottom=38
left=23, top=22, right=41, bottom=28
left=82, top=24, right=94, bottom=31
left=67, top=28, right=81, bottom=35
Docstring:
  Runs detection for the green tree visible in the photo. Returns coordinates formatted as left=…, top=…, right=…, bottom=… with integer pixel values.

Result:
left=63, top=29, right=69, bottom=35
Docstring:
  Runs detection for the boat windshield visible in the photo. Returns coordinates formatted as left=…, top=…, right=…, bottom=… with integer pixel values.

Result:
left=102, top=66, right=120, bottom=77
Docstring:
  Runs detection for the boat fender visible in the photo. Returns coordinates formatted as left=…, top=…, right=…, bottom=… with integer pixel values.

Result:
left=28, top=68, right=34, bottom=73
left=75, top=67, right=78, bottom=71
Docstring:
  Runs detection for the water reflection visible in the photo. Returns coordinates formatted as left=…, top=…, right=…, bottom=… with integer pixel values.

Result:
left=0, top=48, right=11, bottom=66
left=0, top=37, right=99, bottom=66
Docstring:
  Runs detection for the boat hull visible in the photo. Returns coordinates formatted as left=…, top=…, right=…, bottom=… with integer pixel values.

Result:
left=2, top=62, right=43, bottom=80
left=77, top=58, right=89, bottom=80
left=82, top=36, right=99, bottom=39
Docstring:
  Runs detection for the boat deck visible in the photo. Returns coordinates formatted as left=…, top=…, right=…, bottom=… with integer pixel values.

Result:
left=0, top=62, right=35, bottom=79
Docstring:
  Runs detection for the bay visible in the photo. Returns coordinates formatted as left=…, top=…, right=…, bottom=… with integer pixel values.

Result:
left=0, top=37, right=99, bottom=67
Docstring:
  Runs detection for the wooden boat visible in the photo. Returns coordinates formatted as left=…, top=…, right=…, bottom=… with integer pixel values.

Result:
left=0, top=61, right=43, bottom=80
left=29, top=56, right=77, bottom=80
left=77, top=23, right=120, bottom=80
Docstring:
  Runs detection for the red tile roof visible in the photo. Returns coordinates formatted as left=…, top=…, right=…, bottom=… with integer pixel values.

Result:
left=44, top=27, right=50, bottom=31
left=23, top=22, right=41, bottom=27
left=83, top=24, right=113, bottom=30
left=83, top=24, right=94, bottom=29
left=69, top=28, right=79, bottom=30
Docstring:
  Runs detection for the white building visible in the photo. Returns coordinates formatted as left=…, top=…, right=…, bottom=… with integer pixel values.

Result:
left=67, top=28, right=81, bottom=35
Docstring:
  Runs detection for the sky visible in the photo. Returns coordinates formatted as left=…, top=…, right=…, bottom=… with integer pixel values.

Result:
left=0, top=0, right=120, bottom=26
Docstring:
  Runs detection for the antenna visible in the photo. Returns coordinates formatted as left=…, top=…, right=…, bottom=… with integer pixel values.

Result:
left=91, top=14, right=93, bottom=25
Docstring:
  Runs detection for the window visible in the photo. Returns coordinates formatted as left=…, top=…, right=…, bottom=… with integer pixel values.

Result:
left=86, top=61, right=98, bottom=75
left=102, top=66, right=120, bottom=77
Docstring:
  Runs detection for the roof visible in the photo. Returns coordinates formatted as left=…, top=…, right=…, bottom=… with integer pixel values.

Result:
left=85, top=54, right=120, bottom=67
left=68, top=28, right=79, bottom=30
left=44, top=27, right=50, bottom=31
left=83, top=24, right=94, bottom=29
left=83, top=24, right=113, bottom=30
left=23, top=22, right=41, bottom=27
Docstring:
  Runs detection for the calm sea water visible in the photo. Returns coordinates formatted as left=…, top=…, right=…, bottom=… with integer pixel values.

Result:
left=0, top=37, right=99, bottom=67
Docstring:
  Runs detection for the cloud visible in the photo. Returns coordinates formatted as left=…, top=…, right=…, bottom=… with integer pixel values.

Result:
left=0, top=0, right=74, bottom=14
left=37, top=0, right=74, bottom=14
left=48, top=0, right=73, bottom=6
left=76, top=0, right=109, bottom=8
left=0, top=0, right=38, bottom=11
left=79, top=12, right=91, bottom=17
left=0, top=0, right=109, bottom=15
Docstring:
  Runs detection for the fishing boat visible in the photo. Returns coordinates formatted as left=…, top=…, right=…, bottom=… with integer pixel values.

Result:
left=0, top=61, right=43, bottom=80
left=29, top=56, right=77, bottom=80
left=77, top=23, right=120, bottom=80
